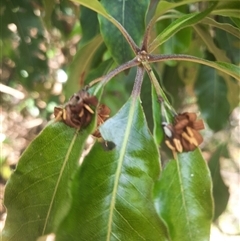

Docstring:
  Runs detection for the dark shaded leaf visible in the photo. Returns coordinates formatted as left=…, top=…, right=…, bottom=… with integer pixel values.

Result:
left=79, top=6, right=100, bottom=46
left=98, top=0, right=150, bottom=64
left=195, top=65, right=230, bottom=131
left=156, top=18, right=192, bottom=60
left=56, top=97, right=169, bottom=241
left=162, top=65, right=185, bottom=109
left=208, top=144, right=230, bottom=221
left=214, top=17, right=240, bottom=65
left=154, top=149, right=213, bottom=241
left=2, top=121, right=94, bottom=241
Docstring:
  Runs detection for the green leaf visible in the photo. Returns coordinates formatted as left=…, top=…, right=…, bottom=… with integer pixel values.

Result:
left=56, top=97, right=169, bottom=240
left=156, top=18, right=192, bottom=64
left=149, top=2, right=217, bottom=52
left=193, top=24, right=230, bottom=63
left=73, top=0, right=139, bottom=54
left=214, top=17, right=240, bottom=65
left=230, top=17, right=240, bottom=28
left=212, top=1, right=240, bottom=19
left=65, top=34, right=103, bottom=98
left=152, top=84, right=164, bottom=146
left=162, top=64, right=185, bottom=108
left=73, top=0, right=110, bottom=21
left=208, top=144, right=230, bottom=221
left=140, top=73, right=154, bottom=131
left=79, top=6, right=100, bottom=46
left=149, top=54, right=240, bottom=82
left=201, top=17, right=240, bottom=39
left=2, top=121, right=93, bottom=241
left=152, top=0, right=210, bottom=22
left=98, top=0, right=150, bottom=64
left=154, top=149, right=213, bottom=241
left=195, top=65, right=230, bottom=131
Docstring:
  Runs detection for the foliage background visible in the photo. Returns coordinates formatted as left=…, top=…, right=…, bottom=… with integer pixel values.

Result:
left=0, top=0, right=239, bottom=240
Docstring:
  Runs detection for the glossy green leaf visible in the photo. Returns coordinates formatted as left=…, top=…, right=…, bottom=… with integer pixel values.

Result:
left=2, top=121, right=94, bottom=241
left=195, top=65, right=230, bottom=131
left=56, top=97, right=169, bottom=241
left=98, top=0, right=150, bottom=64
left=154, top=149, right=213, bottom=241
left=65, top=34, right=103, bottom=98
left=149, top=2, right=217, bottom=52
left=208, top=144, right=230, bottom=221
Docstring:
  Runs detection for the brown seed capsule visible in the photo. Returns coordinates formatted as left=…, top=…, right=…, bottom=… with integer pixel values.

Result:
left=54, top=90, right=110, bottom=137
left=163, top=112, right=204, bottom=153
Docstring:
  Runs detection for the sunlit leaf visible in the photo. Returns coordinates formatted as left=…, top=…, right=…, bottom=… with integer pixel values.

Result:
left=154, top=149, right=213, bottom=241
left=2, top=122, right=94, bottom=241
left=56, top=97, right=169, bottom=241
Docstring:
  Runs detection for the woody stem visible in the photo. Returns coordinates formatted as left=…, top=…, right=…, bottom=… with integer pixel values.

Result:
left=89, top=57, right=140, bottom=95
left=131, top=66, right=145, bottom=98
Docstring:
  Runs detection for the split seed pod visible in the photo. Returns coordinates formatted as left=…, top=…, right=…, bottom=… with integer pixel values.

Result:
left=163, top=112, right=204, bottom=153
left=54, top=90, right=110, bottom=137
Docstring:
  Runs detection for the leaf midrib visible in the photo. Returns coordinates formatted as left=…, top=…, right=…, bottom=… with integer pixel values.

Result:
left=106, top=98, right=136, bottom=240
left=42, top=129, right=79, bottom=235
left=176, top=155, right=193, bottom=240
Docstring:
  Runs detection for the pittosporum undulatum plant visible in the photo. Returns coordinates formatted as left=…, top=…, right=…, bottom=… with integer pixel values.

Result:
left=2, top=1, right=239, bottom=241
